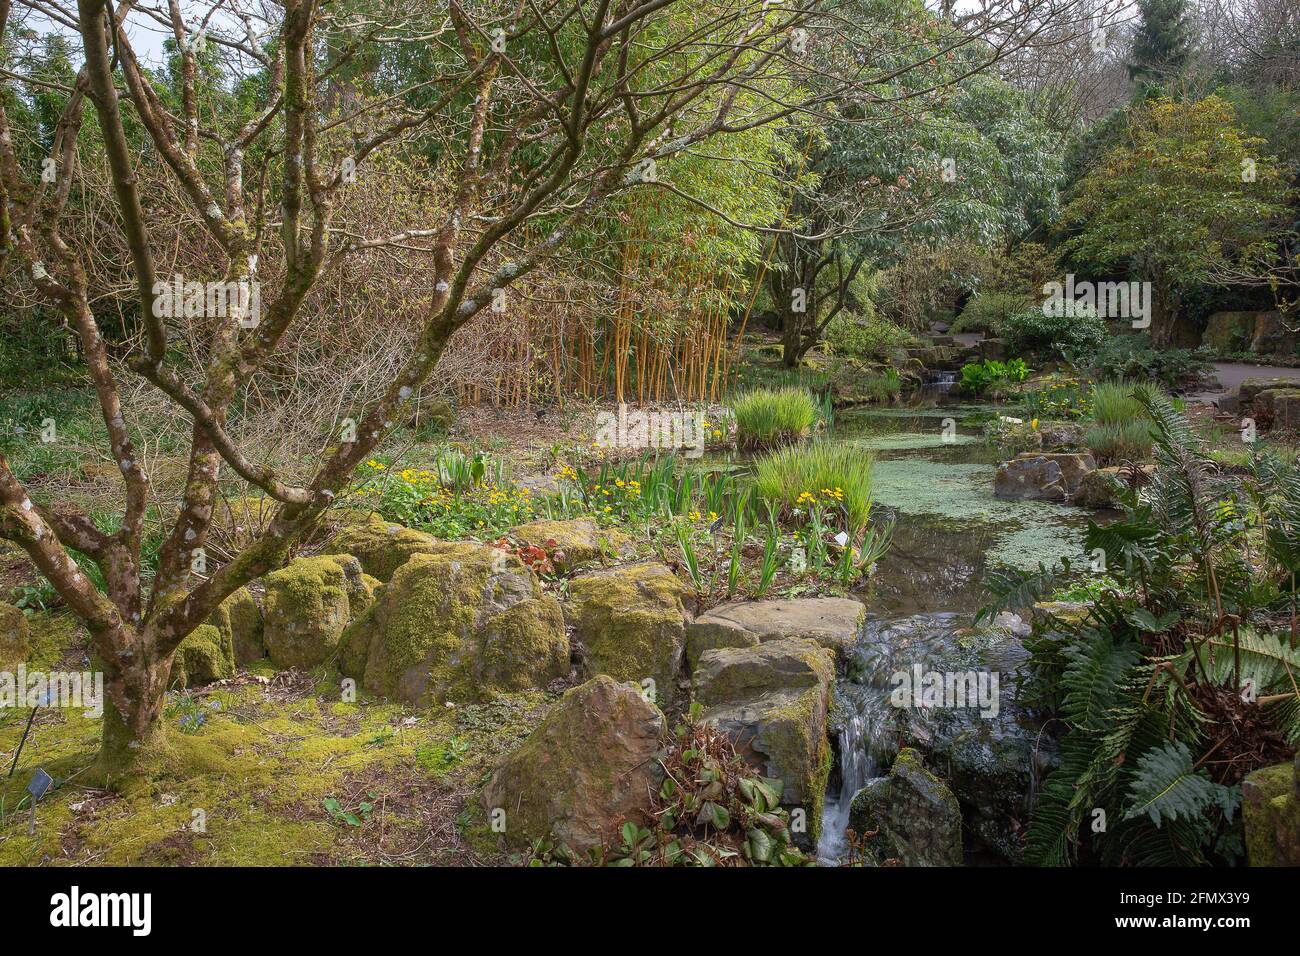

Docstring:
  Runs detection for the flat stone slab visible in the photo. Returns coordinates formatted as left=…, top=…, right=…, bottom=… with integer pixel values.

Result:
left=686, top=597, right=866, bottom=665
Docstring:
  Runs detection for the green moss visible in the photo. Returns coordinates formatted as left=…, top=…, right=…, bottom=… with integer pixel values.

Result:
left=0, top=602, right=28, bottom=669
left=0, top=669, right=533, bottom=865
left=262, top=554, right=374, bottom=670
left=327, top=514, right=447, bottom=581
left=1243, top=761, right=1299, bottom=866
left=564, top=563, right=686, bottom=707
left=342, top=544, right=568, bottom=705
left=172, top=624, right=235, bottom=688
left=21, top=611, right=84, bottom=670
left=207, top=586, right=264, bottom=666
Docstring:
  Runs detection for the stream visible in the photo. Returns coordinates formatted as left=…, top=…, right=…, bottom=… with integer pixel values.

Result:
left=813, top=394, right=1093, bottom=864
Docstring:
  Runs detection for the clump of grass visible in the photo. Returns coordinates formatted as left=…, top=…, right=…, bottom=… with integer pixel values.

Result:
left=1084, top=380, right=1155, bottom=464
left=752, top=441, right=872, bottom=531
left=731, top=387, right=816, bottom=449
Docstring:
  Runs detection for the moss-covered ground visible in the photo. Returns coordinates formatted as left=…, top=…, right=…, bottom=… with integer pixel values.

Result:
left=0, top=612, right=552, bottom=866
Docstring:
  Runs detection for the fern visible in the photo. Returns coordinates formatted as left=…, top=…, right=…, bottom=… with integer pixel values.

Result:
left=1023, top=627, right=1141, bottom=865
left=1122, top=740, right=1236, bottom=826
left=974, top=562, right=1061, bottom=625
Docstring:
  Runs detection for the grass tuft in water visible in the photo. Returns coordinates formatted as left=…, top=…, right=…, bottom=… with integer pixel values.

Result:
left=752, top=441, right=873, bottom=531
left=731, top=387, right=816, bottom=449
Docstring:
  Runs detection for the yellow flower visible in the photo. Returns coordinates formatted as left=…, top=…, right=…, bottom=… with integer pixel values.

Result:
left=1030, top=418, right=1039, bottom=429
left=688, top=510, right=701, bottom=521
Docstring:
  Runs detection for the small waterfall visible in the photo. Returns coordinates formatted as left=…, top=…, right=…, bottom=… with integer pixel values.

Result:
left=816, top=700, right=877, bottom=863
left=816, top=613, right=963, bottom=864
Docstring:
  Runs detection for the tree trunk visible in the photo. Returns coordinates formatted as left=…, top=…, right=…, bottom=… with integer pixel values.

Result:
left=92, top=651, right=174, bottom=793
left=781, top=314, right=803, bottom=367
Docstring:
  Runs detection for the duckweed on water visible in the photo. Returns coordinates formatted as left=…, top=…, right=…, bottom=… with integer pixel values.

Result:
left=870, top=458, right=1088, bottom=572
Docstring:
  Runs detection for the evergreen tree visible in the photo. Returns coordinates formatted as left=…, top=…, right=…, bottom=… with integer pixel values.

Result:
left=1128, top=0, right=1198, bottom=83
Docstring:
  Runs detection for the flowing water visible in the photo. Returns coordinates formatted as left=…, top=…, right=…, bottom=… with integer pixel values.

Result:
left=814, top=393, right=1092, bottom=863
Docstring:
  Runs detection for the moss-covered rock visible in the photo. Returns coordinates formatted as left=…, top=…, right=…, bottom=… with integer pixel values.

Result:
left=171, top=623, right=236, bottom=688
left=263, top=554, right=375, bottom=670
left=693, top=638, right=835, bottom=845
left=848, top=747, right=962, bottom=866
left=509, top=518, right=633, bottom=571
left=1242, top=757, right=1300, bottom=866
left=1240, top=376, right=1300, bottom=406
left=686, top=597, right=865, bottom=667
left=564, top=562, right=687, bottom=708
left=1, top=602, right=29, bottom=669
left=340, top=543, right=568, bottom=705
left=482, top=675, right=666, bottom=856
left=207, top=586, right=265, bottom=666
left=326, top=514, right=448, bottom=581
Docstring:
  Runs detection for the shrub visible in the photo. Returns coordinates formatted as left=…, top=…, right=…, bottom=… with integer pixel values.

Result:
left=1001, top=306, right=1108, bottom=363
left=1083, top=421, right=1156, bottom=464
left=1086, top=333, right=1213, bottom=389
left=959, top=358, right=1030, bottom=396
left=824, top=313, right=917, bottom=358
left=951, top=292, right=1033, bottom=335
left=1090, top=380, right=1145, bottom=425
left=753, top=441, right=873, bottom=532
left=731, top=387, right=816, bottom=448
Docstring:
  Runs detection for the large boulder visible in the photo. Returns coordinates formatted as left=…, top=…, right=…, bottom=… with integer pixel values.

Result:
left=1243, top=756, right=1300, bottom=866
left=994, top=451, right=1095, bottom=502
left=1202, top=310, right=1259, bottom=353
left=693, top=638, right=835, bottom=842
left=564, top=563, right=687, bottom=708
left=171, top=623, right=235, bottom=688
left=1255, top=388, right=1300, bottom=429
left=482, top=675, right=667, bottom=857
left=206, top=586, right=265, bottom=666
left=1071, top=465, right=1127, bottom=509
left=509, top=518, right=633, bottom=572
left=326, top=514, right=448, bottom=582
left=0, top=602, right=29, bottom=669
left=1239, top=376, right=1300, bottom=408
left=848, top=748, right=962, bottom=866
left=262, top=554, right=375, bottom=670
left=341, top=542, right=568, bottom=705
left=1249, top=312, right=1298, bottom=355
left=686, top=597, right=865, bottom=667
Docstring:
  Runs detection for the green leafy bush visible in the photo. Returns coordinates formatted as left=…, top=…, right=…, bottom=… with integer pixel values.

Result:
left=951, top=292, right=1033, bottom=335
left=1001, top=306, right=1108, bottom=363
left=824, top=313, right=917, bottom=358
left=1086, top=333, right=1213, bottom=388
left=978, top=389, right=1300, bottom=866
left=1020, top=379, right=1093, bottom=420
left=959, top=358, right=1030, bottom=395
left=731, top=387, right=816, bottom=448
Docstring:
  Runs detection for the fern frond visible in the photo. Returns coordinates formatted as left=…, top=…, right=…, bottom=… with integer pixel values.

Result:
left=1122, top=740, right=1235, bottom=826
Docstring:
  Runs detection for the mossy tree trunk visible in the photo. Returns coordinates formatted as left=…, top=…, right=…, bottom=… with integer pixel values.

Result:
left=90, top=635, right=177, bottom=790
